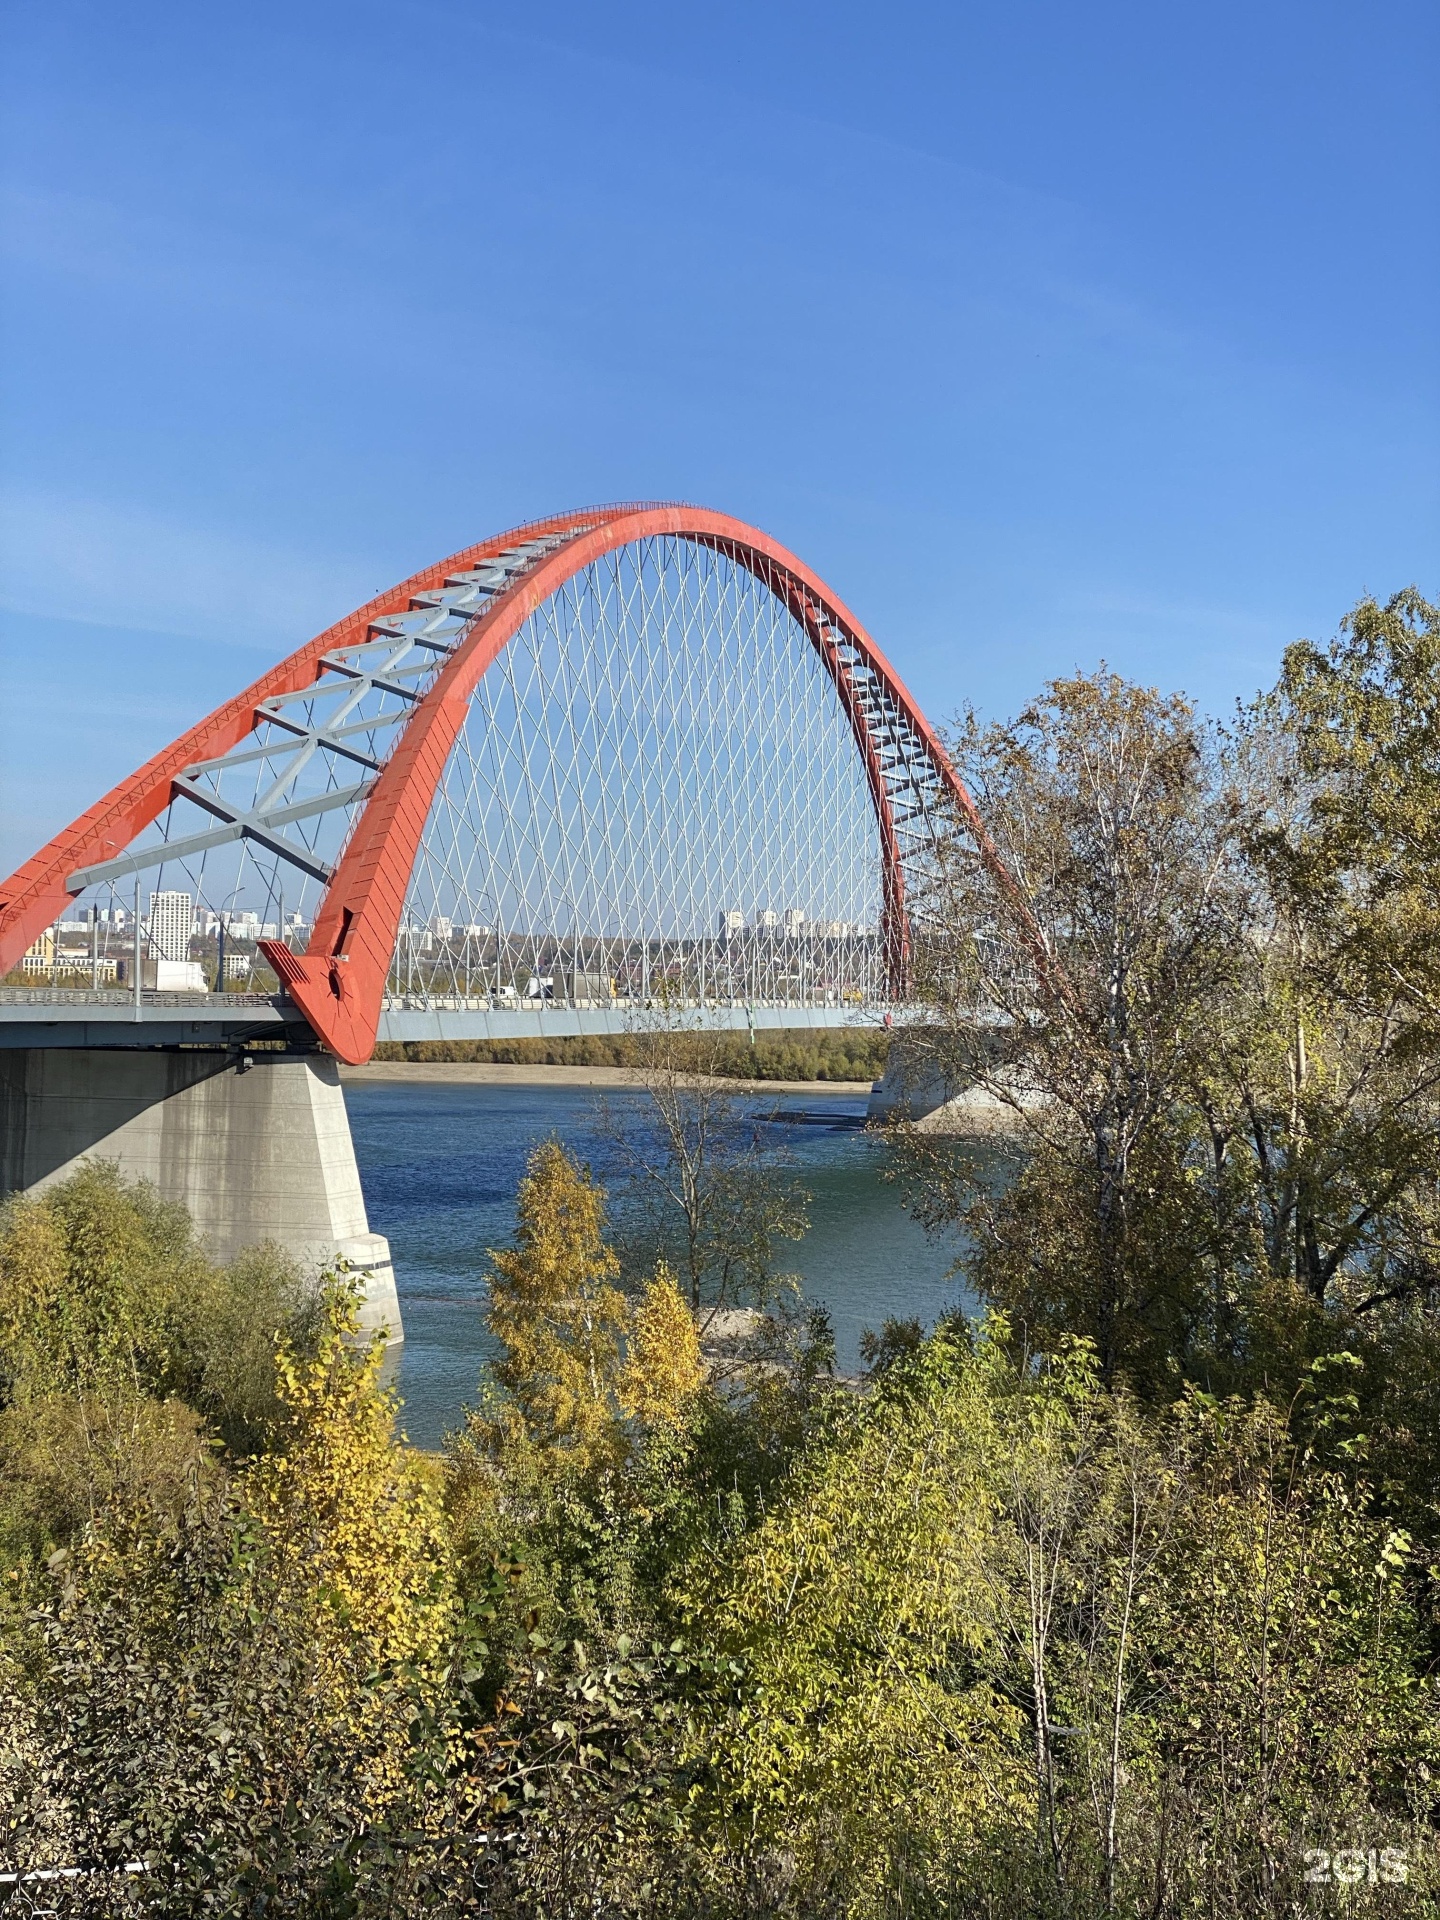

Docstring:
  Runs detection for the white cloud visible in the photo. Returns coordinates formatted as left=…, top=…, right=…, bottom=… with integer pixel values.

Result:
left=0, top=489, right=371, bottom=651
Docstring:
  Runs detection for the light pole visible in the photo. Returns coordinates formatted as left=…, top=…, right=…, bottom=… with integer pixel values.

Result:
left=132, top=875, right=143, bottom=1019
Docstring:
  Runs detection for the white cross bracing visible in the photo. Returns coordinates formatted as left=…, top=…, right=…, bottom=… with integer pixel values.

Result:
left=61, top=530, right=588, bottom=988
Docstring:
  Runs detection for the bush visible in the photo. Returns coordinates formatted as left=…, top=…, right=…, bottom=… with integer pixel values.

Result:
left=0, top=1164, right=321, bottom=1568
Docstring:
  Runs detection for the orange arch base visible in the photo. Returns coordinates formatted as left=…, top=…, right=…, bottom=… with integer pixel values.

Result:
left=0, top=504, right=997, bottom=1064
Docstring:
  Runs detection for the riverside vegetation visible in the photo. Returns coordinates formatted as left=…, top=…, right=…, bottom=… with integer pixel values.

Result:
left=370, top=1027, right=891, bottom=1083
left=2, top=591, right=1440, bottom=1916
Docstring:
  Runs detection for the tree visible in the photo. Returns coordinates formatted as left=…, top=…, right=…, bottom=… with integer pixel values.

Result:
left=906, top=672, right=1247, bottom=1387
left=602, top=1016, right=810, bottom=1327
left=618, top=1264, right=705, bottom=1429
left=483, top=1139, right=631, bottom=1469
left=6, top=1283, right=494, bottom=1916
left=471, top=1140, right=704, bottom=1476
left=1232, top=588, right=1440, bottom=1315
left=685, top=1319, right=1023, bottom=1912
left=906, top=611, right=1440, bottom=1411
left=684, top=1318, right=1439, bottom=1919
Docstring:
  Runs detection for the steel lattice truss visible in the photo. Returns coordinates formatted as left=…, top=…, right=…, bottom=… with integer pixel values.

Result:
left=0, top=504, right=994, bottom=1062
left=41, top=529, right=587, bottom=991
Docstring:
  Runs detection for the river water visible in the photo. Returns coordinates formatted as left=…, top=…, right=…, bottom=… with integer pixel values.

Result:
left=346, top=1080, right=974, bottom=1448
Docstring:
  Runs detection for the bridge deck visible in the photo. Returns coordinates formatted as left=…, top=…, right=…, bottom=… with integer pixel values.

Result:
left=0, top=989, right=885, bottom=1049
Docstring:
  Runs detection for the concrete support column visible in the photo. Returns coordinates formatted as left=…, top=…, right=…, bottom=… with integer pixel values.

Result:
left=867, top=1031, right=1037, bottom=1133
left=867, top=1031, right=961, bottom=1123
left=0, top=1049, right=402, bottom=1345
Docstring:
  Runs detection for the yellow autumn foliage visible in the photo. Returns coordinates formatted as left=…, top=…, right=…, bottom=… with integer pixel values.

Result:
left=477, top=1143, right=704, bottom=1474
left=236, top=1284, right=459, bottom=1789
left=485, top=1139, right=630, bottom=1465
left=618, top=1263, right=704, bottom=1427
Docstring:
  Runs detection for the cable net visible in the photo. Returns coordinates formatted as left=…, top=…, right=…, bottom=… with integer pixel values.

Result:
left=393, top=536, right=885, bottom=1010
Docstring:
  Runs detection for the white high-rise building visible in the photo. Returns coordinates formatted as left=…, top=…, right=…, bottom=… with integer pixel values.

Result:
left=719, top=909, right=744, bottom=939
left=148, top=891, right=194, bottom=963
left=783, top=908, right=806, bottom=936
left=755, top=909, right=778, bottom=931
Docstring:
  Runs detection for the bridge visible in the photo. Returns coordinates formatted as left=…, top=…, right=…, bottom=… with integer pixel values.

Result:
left=0, top=503, right=997, bottom=1341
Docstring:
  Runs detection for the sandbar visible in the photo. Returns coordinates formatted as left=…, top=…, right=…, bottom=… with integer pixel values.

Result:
left=340, top=1061, right=876, bottom=1096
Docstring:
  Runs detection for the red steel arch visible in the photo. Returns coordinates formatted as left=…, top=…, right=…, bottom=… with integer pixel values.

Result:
left=0, top=504, right=1004, bottom=1063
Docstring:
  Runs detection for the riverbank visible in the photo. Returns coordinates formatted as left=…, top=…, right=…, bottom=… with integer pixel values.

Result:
left=342, top=1062, right=876, bottom=1095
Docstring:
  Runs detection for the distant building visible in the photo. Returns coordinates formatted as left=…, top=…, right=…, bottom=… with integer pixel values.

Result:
left=20, top=930, right=54, bottom=975
left=148, top=891, right=194, bottom=963
left=22, top=944, right=118, bottom=982
left=783, top=908, right=806, bottom=935
left=719, top=909, right=744, bottom=939
left=21, top=923, right=118, bottom=979
left=755, top=909, right=779, bottom=931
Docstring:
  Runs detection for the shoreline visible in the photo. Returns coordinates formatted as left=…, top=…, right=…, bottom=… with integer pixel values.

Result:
left=340, top=1061, right=877, bottom=1096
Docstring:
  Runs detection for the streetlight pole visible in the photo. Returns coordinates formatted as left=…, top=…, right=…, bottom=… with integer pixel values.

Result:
left=132, top=876, right=143, bottom=1020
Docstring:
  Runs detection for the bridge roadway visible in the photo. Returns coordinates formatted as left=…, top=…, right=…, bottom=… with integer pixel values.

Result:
left=0, top=987, right=883, bottom=1050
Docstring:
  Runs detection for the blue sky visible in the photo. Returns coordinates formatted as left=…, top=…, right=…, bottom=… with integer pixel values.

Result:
left=1, top=0, right=1436, bottom=877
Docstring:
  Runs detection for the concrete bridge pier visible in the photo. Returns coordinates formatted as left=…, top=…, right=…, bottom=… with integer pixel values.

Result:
left=867, top=1030, right=1030, bottom=1132
left=0, top=1048, right=402, bottom=1345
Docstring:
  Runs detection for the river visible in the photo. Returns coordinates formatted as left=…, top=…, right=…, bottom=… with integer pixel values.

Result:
left=346, top=1079, right=975, bottom=1448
